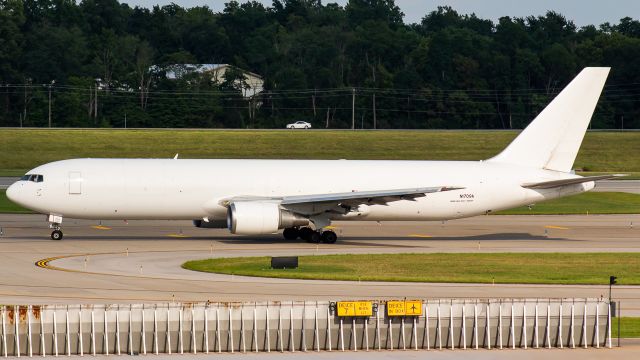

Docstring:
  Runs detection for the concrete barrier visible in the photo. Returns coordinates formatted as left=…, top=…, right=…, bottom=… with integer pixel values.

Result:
left=0, top=298, right=611, bottom=356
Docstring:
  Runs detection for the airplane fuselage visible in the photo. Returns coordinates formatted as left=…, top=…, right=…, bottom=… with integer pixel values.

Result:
left=8, top=158, right=592, bottom=222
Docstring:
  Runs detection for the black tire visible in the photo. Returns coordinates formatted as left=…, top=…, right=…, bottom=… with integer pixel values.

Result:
left=283, top=227, right=300, bottom=240
left=51, top=230, right=63, bottom=240
left=321, top=231, right=337, bottom=244
left=308, top=231, right=321, bottom=243
left=299, top=227, right=314, bottom=241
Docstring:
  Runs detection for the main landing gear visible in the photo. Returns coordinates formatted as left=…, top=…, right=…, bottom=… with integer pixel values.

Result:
left=282, top=227, right=338, bottom=244
left=48, top=214, right=63, bottom=240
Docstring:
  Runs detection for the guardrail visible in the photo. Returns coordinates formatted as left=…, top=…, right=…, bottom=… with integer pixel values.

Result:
left=0, top=298, right=612, bottom=356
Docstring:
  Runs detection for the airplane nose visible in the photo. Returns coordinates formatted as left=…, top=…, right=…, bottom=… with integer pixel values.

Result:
left=5, top=183, right=20, bottom=204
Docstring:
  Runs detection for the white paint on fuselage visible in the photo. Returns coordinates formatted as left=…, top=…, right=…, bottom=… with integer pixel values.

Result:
left=8, top=158, right=593, bottom=222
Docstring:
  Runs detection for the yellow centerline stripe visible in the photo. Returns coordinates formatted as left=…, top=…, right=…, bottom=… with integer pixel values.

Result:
left=92, top=225, right=112, bottom=230
left=544, top=225, right=570, bottom=230
left=408, top=234, right=432, bottom=238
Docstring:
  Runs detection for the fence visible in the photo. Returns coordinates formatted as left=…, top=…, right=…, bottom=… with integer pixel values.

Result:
left=0, top=298, right=612, bottom=356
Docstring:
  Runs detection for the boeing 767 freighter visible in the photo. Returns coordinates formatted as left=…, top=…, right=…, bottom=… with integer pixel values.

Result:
left=6, top=67, right=619, bottom=242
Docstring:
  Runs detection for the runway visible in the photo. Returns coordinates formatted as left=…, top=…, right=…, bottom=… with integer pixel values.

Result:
left=0, top=213, right=638, bottom=315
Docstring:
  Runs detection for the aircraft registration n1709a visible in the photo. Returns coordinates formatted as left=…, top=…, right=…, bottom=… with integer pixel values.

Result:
left=7, top=67, right=622, bottom=242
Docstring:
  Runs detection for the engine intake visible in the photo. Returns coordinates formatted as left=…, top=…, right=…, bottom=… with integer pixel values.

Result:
left=227, top=202, right=309, bottom=234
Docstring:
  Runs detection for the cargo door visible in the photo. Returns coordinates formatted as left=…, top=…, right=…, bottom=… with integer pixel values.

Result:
left=69, top=171, right=82, bottom=194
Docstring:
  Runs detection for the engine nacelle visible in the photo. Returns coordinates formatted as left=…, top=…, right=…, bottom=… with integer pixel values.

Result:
left=227, top=202, right=309, bottom=235
left=193, top=219, right=227, bottom=228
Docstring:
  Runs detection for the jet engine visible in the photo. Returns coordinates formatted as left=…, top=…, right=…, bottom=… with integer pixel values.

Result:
left=192, top=219, right=227, bottom=228
left=227, top=202, right=309, bottom=234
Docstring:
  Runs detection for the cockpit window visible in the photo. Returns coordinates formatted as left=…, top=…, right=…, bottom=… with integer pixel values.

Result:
left=20, top=174, right=44, bottom=182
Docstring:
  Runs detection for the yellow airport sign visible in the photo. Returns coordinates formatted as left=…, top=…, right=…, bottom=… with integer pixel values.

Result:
left=337, top=301, right=373, bottom=317
left=386, top=300, right=423, bottom=316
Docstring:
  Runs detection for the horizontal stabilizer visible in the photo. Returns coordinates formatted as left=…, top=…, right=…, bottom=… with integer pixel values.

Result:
left=522, top=174, right=625, bottom=189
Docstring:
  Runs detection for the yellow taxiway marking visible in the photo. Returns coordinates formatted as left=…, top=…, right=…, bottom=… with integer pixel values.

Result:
left=35, top=255, right=73, bottom=271
left=92, top=225, right=112, bottom=230
left=408, top=234, right=432, bottom=238
left=324, top=226, right=337, bottom=230
left=167, top=234, right=188, bottom=238
left=544, top=225, right=570, bottom=230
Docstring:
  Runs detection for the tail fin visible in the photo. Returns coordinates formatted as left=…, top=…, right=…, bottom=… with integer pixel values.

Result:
left=488, top=67, right=610, bottom=172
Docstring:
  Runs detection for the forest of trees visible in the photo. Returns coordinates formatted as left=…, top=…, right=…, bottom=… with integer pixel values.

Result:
left=1, top=0, right=640, bottom=129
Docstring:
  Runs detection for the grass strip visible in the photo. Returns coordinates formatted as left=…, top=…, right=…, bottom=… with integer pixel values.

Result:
left=183, top=253, right=640, bottom=285
left=1, top=130, right=638, bottom=174
left=613, top=317, right=640, bottom=338
left=495, top=192, right=640, bottom=215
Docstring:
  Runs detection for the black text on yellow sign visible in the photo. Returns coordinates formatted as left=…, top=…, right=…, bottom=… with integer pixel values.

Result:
left=386, top=300, right=423, bottom=316
left=336, top=301, right=373, bottom=317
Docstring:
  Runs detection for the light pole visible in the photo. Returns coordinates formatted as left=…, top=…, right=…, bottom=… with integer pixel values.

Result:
left=48, top=80, right=55, bottom=128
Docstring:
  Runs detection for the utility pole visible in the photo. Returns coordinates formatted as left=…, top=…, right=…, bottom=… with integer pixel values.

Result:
left=48, top=84, right=51, bottom=127
left=48, top=80, right=55, bottom=128
left=94, top=83, right=98, bottom=123
left=351, top=88, right=355, bottom=130
left=621, top=115, right=624, bottom=131
left=373, top=93, right=376, bottom=129
left=23, top=83, right=27, bottom=125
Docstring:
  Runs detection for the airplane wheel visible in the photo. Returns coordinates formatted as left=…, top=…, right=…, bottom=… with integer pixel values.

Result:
left=299, top=227, right=314, bottom=241
left=51, top=230, right=63, bottom=240
left=283, top=228, right=299, bottom=240
left=308, top=231, right=321, bottom=244
left=321, top=231, right=337, bottom=244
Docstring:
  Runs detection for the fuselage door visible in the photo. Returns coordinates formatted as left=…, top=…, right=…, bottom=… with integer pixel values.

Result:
left=69, top=172, right=82, bottom=194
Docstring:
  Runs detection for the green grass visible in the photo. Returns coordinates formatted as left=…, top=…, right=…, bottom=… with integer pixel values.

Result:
left=0, top=129, right=638, bottom=175
left=0, top=190, right=32, bottom=213
left=578, top=171, right=640, bottom=180
left=182, top=253, right=640, bottom=285
left=495, top=192, right=640, bottom=215
left=613, top=317, right=640, bottom=338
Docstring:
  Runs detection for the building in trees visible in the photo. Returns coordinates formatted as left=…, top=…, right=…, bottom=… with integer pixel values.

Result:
left=158, top=64, right=264, bottom=98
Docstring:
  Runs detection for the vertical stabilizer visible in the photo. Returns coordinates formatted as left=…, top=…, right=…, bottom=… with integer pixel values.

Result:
left=489, top=67, right=610, bottom=172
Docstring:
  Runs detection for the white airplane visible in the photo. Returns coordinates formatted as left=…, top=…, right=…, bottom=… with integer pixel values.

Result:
left=7, top=67, right=619, bottom=242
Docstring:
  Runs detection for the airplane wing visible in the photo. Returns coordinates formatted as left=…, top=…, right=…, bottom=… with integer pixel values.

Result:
left=280, top=186, right=463, bottom=206
left=521, top=174, right=625, bottom=189
left=220, top=186, right=463, bottom=209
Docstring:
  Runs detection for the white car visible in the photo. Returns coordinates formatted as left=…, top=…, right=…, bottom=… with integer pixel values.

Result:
left=286, top=121, right=311, bottom=129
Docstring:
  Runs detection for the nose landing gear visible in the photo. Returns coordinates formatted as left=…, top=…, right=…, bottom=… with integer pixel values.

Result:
left=48, top=214, right=63, bottom=240
left=50, top=228, right=63, bottom=240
